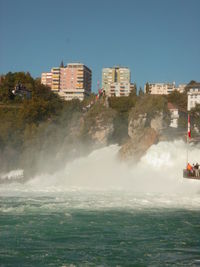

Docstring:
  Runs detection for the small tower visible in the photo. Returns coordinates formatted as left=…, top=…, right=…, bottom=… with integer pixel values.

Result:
left=60, top=60, right=64, bottom=68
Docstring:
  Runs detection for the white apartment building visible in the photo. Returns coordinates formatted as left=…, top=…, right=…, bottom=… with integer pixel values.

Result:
left=187, top=88, right=200, bottom=111
left=145, top=82, right=186, bottom=95
left=145, top=82, right=176, bottom=95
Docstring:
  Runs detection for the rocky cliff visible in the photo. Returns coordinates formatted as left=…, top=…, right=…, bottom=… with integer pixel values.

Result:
left=81, top=103, right=116, bottom=147
left=88, top=116, right=114, bottom=146
left=119, top=127, right=158, bottom=161
left=119, top=112, right=168, bottom=161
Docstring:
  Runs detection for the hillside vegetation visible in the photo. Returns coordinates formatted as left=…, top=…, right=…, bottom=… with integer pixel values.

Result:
left=0, top=72, right=198, bottom=176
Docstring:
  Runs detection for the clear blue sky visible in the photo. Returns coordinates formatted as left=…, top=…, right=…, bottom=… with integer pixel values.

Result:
left=0, top=0, right=200, bottom=92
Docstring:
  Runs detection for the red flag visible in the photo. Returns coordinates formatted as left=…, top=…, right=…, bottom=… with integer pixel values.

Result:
left=188, top=114, right=191, bottom=139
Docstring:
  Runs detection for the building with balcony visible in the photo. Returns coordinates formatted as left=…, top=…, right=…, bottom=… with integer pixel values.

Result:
left=144, top=82, right=186, bottom=95
left=59, top=63, right=92, bottom=101
left=102, top=66, right=134, bottom=97
left=51, top=67, right=60, bottom=92
left=109, top=82, right=135, bottom=97
left=41, top=62, right=92, bottom=101
left=41, top=72, right=52, bottom=88
left=144, top=82, right=176, bottom=95
left=187, top=87, right=200, bottom=111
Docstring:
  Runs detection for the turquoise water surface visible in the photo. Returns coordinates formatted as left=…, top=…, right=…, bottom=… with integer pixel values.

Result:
left=1, top=191, right=200, bottom=267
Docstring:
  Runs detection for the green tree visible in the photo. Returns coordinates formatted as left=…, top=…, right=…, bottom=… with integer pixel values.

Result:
left=108, top=96, right=137, bottom=143
left=130, top=94, right=168, bottom=120
left=190, top=104, right=200, bottom=135
left=139, top=87, right=144, bottom=96
left=145, top=82, right=150, bottom=94
left=167, top=90, right=187, bottom=111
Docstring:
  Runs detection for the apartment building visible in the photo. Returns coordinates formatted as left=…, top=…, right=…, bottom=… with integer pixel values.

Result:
left=102, top=66, right=133, bottom=97
left=109, top=82, right=135, bottom=97
left=41, top=72, right=52, bottom=88
left=41, top=63, right=92, bottom=101
left=187, top=87, right=200, bottom=111
left=176, top=84, right=186, bottom=93
left=144, top=82, right=176, bottom=95
left=51, top=67, right=60, bottom=92
left=144, top=82, right=186, bottom=95
left=59, top=63, right=92, bottom=101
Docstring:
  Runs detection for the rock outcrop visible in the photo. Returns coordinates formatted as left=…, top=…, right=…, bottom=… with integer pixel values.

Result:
left=128, top=114, right=148, bottom=138
left=88, top=116, right=114, bottom=146
left=119, top=112, right=167, bottom=161
left=119, top=127, right=158, bottom=161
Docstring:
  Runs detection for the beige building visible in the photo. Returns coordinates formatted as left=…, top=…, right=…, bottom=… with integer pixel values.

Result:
left=109, top=82, right=135, bottom=97
left=176, top=84, right=186, bottom=93
left=41, top=63, right=92, bottom=101
left=41, top=72, right=52, bottom=88
left=144, top=82, right=186, bottom=95
left=144, top=82, right=176, bottom=95
left=102, top=66, right=133, bottom=97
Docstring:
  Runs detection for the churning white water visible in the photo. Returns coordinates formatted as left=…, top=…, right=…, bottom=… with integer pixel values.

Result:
left=1, top=140, right=200, bottom=197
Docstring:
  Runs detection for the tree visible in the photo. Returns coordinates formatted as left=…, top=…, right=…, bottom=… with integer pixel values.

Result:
left=139, top=87, right=144, bottom=96
left=129, top=84, right=137, bottom=97
left=130, top=94, right=168, bottom=120
left=190, top=104, right=200, bottom=134
left=108, top=96, right=136, bottom=113
left=167, top=90, right=187, bottom=111
left=185, top=80, right=200, bottom=92
left=145, top=82, right=150, bottom=94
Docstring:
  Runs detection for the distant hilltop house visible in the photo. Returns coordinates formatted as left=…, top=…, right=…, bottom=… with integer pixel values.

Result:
left=102, top=66, right=135, bottom=97
left=12, top=83, right=31, bottom=99
left=144, top=82, right=186, bottom=95
left=41, top=62, right=92, bottom=101
left=187, top=84, right=200, bottom=111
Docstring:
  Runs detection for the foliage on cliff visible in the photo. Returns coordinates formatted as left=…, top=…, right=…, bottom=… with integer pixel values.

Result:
left=0, top=72, right=84, bottom=173
left=1, top=72, right=199, bottom=174
left=108, top=96, right=137, bottom=144
left=166, top=90, right=187, bottom=111
left=81, top=101, right=116, bottom=141
left=190, top=104, right=200, bottom=134
left=129, top=95, right=169, bottom=121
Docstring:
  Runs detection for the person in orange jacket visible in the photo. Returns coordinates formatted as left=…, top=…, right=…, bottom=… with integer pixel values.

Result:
left=187, top=163, right=193, bottom=175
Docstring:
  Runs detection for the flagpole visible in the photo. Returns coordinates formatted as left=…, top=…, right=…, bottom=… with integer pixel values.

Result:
left=186, top=131, right=188, bottom=166
left=187, top=113, right=191, bottom=166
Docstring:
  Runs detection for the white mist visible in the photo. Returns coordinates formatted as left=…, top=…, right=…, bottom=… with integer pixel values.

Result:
left=23, top=140, right=200, bottom=194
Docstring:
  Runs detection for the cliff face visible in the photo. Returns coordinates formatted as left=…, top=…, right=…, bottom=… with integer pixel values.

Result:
left=81, top=103, right=116, bottom=147
left=128, top=114, right=148, bottom=138
left=119, top=112, right=167, bottom=161
left=88, top=116, right=114, bottom=146
left=119, top=127, right=158, bottom=161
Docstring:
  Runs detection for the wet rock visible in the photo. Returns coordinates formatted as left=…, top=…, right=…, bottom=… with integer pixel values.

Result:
left=119, top=127, right=158, bottom=161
